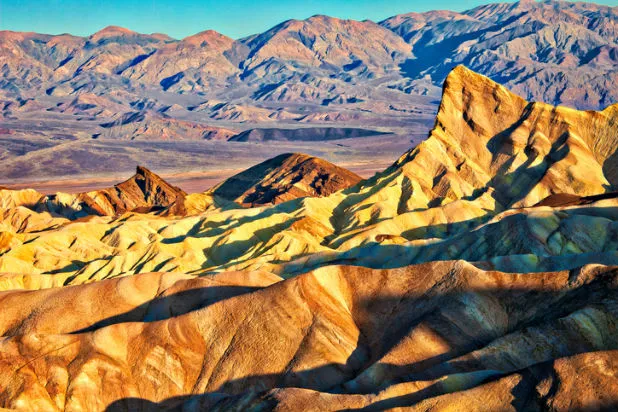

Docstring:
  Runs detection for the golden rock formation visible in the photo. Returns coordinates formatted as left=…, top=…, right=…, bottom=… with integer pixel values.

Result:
left=0, top=262, right=617, bottom=410
left=1, top=66, right=618, bottom=410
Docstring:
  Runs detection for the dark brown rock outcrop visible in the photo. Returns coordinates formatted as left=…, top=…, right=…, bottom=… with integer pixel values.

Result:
left=211, top=153, right=362, bottom=206
left=47, top=166, right=186, bottom=216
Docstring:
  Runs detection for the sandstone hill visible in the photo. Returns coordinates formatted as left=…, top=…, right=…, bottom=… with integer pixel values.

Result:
left=211, top=153, right=363, bottom=206
left=0, top=166, right=188, bottom=221
left=46, top=165, right=187, bottom=216
left=1, top=66, right=618, bottom=409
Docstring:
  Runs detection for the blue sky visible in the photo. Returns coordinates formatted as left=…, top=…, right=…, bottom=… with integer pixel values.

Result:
left=0, top=0, right=615, bottom=39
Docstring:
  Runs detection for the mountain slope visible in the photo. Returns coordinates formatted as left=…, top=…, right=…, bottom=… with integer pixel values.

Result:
left=392, top=64, right=617, bottom=208
left=240, top=15, right=411, bottom=77
left=1, top=262, right=618, bottom=410
left=332, top=64, right=618, bottom=239
left=380, top=0, right=618, bottom=109
left=121, top=30, right=239, bottom=92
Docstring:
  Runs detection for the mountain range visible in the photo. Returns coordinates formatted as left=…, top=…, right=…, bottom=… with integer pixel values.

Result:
left=3, top=0, right=617, bottom=108
left=1, top=0, right=617, bottom=182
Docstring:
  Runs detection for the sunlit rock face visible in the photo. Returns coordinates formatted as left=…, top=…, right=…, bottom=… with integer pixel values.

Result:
left=1, top=262, right=618, bottom=410
left=389, top=65, right=618, bottom=210
left=2, top=66, right=618, bottom=409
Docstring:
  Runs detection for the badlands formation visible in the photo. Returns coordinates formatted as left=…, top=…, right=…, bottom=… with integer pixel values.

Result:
left=1, top=66, right=618, bottom=410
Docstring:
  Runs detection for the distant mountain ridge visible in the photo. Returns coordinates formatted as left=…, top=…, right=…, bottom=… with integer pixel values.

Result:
left=381, top=0, right=618, bottom=109
left=1, top=0, right=616, bottom=109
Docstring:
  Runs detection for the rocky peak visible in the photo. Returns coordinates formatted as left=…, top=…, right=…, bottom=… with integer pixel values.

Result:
left=90, top=25, right=136, bottom=41
left=60, top=166, right=186, bottom=216
left=181, top=30, right=234, bottom=48
left=391, top=65, right=617, bottom=209
left=211, top=153, right=362, bottom=206
left=120, top=165, right=186, bottom=205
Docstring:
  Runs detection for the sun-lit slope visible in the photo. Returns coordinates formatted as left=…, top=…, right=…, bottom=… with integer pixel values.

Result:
left=296, top=65, right=618, bottom=247
left=0, top=188, right=46, bottom=209
left=0, top=270, right=280, bottom=336
left=3, top=67, right=618, bottom=282
left=0, top=167, right=189, bottom=222
left=1, top=262, right=618, bottom=410
left=121, top=30, right=239, bottom=92
left=0, top=195, right=336, bottom=285
left=341, top=65, right=616, bottom=226
left=4, top=189, right=618, bottom=285
left=2, top=166, right=234, bottom=220
left=0, top=188, right=71, bottom=234
left=210, top=350, right=618, bottom=411
left=160, top=192, right=240, bottom=216
left=240, top=15, right=411, bottom=76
